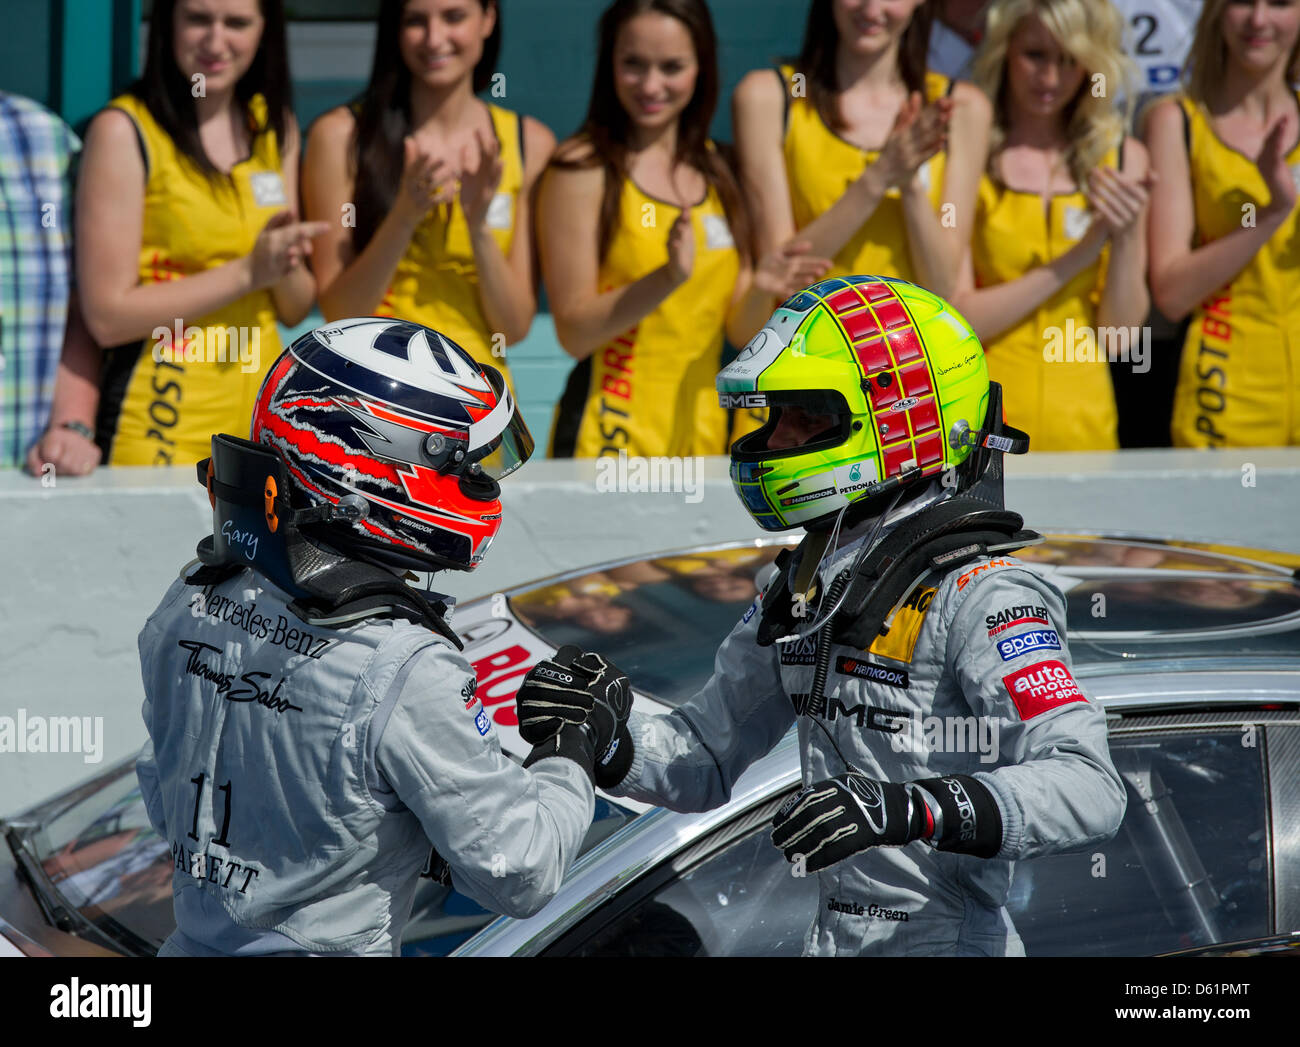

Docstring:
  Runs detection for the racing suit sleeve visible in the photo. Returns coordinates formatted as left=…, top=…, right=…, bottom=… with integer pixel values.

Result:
left=135, top=631, right=167, bottom=839
left=608, top=598, right=795, bottom=813
left=135, top=737, right=168, bottom=839
left=944, top=566, right=1127, bottom=861
left=374, top=642, right=595, bottom=920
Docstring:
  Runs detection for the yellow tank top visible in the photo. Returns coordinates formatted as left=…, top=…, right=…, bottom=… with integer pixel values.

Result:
left=781, top=65, right=950, bottom=281
left=971, top=147, right=1120, bottom=451
left=95, top=93, right=284, bottom=466
left=548, top=156, right=742, bottom=459
left=374, top=105, right=524, bottom=391
left=1171, top=93, right=1300, bottom=448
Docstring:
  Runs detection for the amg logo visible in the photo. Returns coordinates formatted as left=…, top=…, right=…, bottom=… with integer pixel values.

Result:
left=718, top=392, right=768, bottom=409
left=825, top=697, right=908, bottom=732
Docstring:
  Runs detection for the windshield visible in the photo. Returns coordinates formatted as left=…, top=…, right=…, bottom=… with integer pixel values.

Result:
left=509, top=535, right=1300, bottom=708
left=510, top=543, right=786, bottom=706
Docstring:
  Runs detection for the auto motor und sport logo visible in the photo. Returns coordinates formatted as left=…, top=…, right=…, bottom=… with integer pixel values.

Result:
left=1001, top=660, right=1087, bottom=720
left=995, top=629, right=1062, bottom=661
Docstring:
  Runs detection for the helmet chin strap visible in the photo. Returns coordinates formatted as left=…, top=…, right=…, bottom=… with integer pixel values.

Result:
left=780, top=485, right=908, bottom=643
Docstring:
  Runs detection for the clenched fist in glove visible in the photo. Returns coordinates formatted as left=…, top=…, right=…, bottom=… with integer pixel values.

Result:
left=771, top=773, right=934, bottom=873
left=771, top=771, right=1004, bottom=872
left=517, top=645, right=634, bottom=789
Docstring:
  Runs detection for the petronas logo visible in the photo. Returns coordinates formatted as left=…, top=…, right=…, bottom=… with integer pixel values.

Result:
left=849, top=463, right=862, bottom=483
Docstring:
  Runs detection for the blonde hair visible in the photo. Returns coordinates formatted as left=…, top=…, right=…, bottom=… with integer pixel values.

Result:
left=972, top=0, right=1133, bottom=186
left=1183, top=0, right=1300, bottom=105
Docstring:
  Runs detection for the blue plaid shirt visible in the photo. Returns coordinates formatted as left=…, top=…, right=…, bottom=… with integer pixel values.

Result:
left=0, top=93, right=80, bottom=468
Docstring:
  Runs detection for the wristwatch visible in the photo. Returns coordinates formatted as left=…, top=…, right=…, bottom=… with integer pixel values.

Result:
left=59, top=420, right=95, bottom=441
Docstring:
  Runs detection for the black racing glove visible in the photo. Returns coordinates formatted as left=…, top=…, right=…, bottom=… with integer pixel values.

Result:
left=770, top=772, right=933, bottom=873
left=910, top=775, right=1003, bottom=858
left=518, top=646, right=634, bottom=789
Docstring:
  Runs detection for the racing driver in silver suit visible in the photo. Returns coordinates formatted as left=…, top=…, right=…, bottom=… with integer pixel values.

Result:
left=516, top=278, right=1126, bottom=956
left=136, top=318, right=628, bottom=956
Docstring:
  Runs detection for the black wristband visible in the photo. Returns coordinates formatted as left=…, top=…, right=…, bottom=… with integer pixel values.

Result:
left=523, top=723, right=596, bottom=787
left=911, top=774, right=1003, bottom=858
left=593, top=722, right=633, bottom=790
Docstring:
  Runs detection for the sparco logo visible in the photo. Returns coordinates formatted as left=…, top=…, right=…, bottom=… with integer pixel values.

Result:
left=995, top=629, right=1061, bottom=661
left=942, top=777, right=978, bottom=842
left=834, top=656, right=909, bottom=688
left=718, top=392, right=768, bottom=409
left=534, top=665, right=575, bottom=685
left=827, top=897, right=909, bottom=921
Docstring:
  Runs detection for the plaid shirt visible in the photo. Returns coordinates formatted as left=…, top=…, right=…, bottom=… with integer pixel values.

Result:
left=0, top=93, right=80, bottom=468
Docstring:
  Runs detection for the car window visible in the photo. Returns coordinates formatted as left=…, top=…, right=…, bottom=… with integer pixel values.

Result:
left=399, top=795, right=637, bottom=956
left=24, top=763, right=635, bottom=957
left=562, top=804, right=819, bottom=957
left=558, top=727, right=1272, bottom=958
left=509, top=546, right=787, bottom=708
left=1009, top=728, right=1271, bottom=956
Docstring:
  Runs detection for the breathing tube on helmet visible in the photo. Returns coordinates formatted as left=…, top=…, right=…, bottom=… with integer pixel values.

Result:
left=189, top=433, right=462, bottom=647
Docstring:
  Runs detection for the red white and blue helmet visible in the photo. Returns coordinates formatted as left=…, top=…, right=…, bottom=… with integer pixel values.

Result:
left=251, top=318, right=533, bottom=573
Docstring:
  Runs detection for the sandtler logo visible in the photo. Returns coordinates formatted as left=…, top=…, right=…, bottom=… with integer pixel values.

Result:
left=0, top=709, right=104, bottom=764
left=49, top=979, right=151, bottom=1027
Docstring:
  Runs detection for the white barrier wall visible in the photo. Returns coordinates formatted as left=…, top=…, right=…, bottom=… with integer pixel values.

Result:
left=2, top=448, right=1298, bottom=816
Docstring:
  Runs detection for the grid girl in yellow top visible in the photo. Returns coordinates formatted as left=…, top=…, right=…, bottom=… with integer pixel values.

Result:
left=1145, top=0, right=1300, bottom=448
left=538, top=0, right=829, bottom=460
left=730, top=0, right=994, bottom=304
left=304, top=0, right=553, bottom=394
left=76, top=0, right=324, bottom=467
left=950, top=0, right=1155, bottom=452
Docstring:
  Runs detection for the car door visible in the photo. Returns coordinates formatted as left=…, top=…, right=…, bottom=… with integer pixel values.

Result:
left=533, top=708, right=1298, bottom=956
left=1008, top=707, right=1297, bottom=956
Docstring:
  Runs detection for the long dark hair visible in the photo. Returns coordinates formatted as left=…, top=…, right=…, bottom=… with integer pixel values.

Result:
left=351, top=0, right=504, bottom=251
left=553, top=0, right=753, bottom=266
left=131, top=0, right=291, bottom=179
left=797, top=0, right=935, bottom=130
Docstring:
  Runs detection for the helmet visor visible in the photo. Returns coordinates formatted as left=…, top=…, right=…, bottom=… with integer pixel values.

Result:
left=730, top=389, right=852, bottom=463
left=469, top=365, right=535, bottom=480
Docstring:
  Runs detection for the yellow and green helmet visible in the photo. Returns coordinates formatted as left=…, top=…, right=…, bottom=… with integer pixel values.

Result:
left=718, top=276, right=990, bottom=531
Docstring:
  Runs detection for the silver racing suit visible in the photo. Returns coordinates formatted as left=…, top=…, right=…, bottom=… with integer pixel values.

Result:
left=610, top=524, right=1126, bottom=956
left=136, top=565, right=593, bottom=956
